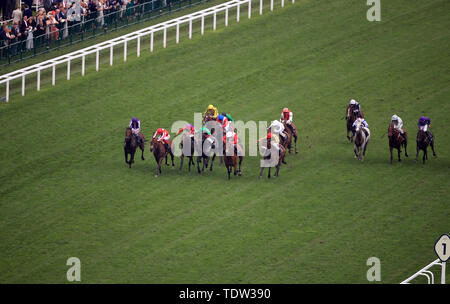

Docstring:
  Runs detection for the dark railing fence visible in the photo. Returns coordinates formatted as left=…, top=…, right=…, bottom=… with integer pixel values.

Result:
left=0, top=0, right=209, bottom=67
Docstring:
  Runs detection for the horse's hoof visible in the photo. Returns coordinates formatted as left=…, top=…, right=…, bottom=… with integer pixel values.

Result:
left=155, top=175, right=158, bottom=178
left=259, top=175, right=262, bottom=179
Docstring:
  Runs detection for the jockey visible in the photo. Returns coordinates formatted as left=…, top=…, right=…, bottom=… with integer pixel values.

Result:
left=197, top=127, right=214, bottom=145
left=352, top=117, right=370, bottom=136
left=349, top=99, right=364, bottom=118
left=222, top=130, right=243, bottom=156
left=221, top=112, right=234, bottom=122
left=204, top=104, right=219, bottom=119
left=391, top=114, right=406, bottom=139
left=280, top=108, right=296, bottom=134
left=176, top=123, right=196, bottom=137
left=129, top=117, right=143, bottom=145
left=217, top=114, right=232, bottom=133
left=268, top=119, right=287, bottom=140
left=418, top=116, right=431, bottom=132
left=153, top=128, right=171, bottom=152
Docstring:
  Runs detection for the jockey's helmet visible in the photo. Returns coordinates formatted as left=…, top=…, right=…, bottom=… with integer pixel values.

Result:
left=218, top=114, right=224, bottom=121
left=207, top=104, right=214, bottom=110
left=132, top=117, right=138, bottom=122
left=282, top=108, right=289, bottom=113
left=350, top=99, right=356, bottom=105
left=157, top=128, right=163, bottom=134
left=392, top=114, right=399, bottom=121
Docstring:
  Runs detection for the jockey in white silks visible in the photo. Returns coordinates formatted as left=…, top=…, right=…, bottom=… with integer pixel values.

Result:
left=391, top=114, right=405, bottom=134
left=352, top=117, right=370, bottom=136
left=268, top=120, right=287, bottom=139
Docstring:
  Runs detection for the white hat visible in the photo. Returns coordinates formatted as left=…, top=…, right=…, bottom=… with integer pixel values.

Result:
left=350, top=99, right=356, bottom=105
left=392, top=114, right=398, bottom=121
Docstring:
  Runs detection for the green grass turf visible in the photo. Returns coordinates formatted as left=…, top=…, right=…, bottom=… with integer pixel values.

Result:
left=0, top=0, right=449, bottom=283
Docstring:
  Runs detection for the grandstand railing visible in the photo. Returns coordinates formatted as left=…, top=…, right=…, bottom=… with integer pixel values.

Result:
left=400, top=259, right=446, bottom=284
left=0, top=0, right=294, bottom=102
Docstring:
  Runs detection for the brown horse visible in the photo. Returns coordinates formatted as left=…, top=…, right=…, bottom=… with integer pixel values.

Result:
left=124, top=127, right=145, bottom=168
left=388, top=123, right=408, bottom=164
left=415, top=130, right=436, bottom=164
left=223, top=142, right=243, bottom=180
left=179, top=133, right=196, bottom=172
left=346, top=105, right=358, bottom=142
left=150, top=137, right=174, bottom=177
left=259, top=137, right=286, bottom=179
left=353, top=119, right=370, bottom=161
left=282, top=120, right=298, bottom=154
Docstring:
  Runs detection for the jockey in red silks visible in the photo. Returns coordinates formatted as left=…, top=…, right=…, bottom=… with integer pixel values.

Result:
left=223, top=130, right=243, bottom=156
left=217, top=114, right=232, bottom=133
left=280, top=108, right=296, bottom=134
left=153, top=128, right=171, bottom=152
left=176, top=123, right=196, bottom=137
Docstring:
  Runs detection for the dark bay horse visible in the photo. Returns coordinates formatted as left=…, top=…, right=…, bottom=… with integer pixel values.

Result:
left=415, top=130, right=436, bottom=164
left=282, top=120, right=298, bottom=154
left=259, top=137, right=286, bottom=179
left=124, top=127, right=145, bottom=168
left=346, top=106, right=358, bottom=142
left=223, top=142, right=243, bottom=180
left=388, top=123, right=408, bottom=163
left=196, top=135, right=217, bottom=174
left=179, top=133, right=196, bottom=172
left=150, top=137, right=174, bottom=177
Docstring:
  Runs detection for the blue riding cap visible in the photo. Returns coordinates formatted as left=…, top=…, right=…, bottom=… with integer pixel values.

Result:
left=132, top=117, right=138, bottom=122
left=218, top=114, right=224, bottom=121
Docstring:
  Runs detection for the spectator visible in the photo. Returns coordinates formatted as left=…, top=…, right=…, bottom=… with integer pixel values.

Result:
left=12, top=6, right=23, bottom=24
left=23, top=5, right=33, bottom=19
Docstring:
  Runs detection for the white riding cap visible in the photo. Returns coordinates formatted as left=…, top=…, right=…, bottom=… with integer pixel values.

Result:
left=392, top=114, right=399, bottom=121
left=350, top=99, right=357, bottom=105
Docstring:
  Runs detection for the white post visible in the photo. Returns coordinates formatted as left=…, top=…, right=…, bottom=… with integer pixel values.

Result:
left=248, top=0, right=251, bottom=19
left=213, top=12, right=216, bottom=30
left=201, top=15, right=204, bottom=35
left=292, top=0, right=295, bottom=3
left=163, top=27, right=167, bottom=48
left=6, top=80, right=9, bottom=102
left=137, top=36, right=141, bottom=57
left=270, top=0, right=273, bottom=11
left=22, top=75, right=25, bottom=96
left=37, top=70, right=40, bottom=91
left=124, top=41, right=127, bottom=61
left=189, top=19, right=192, bottom=39
left=110, top=46, right=113, bottom=65
left=225, top=8, right=228, bottom=27
left=282, top=0, right=284, bottom=7
left=176, top=23, right=180, bottom=43
left=442, top=262, right=446, bottom=284
left=150, top=31, right=154, bottom=52
left=67, top=60, right=71, bottom=80
left=260, top=0, right=263, bottom=15
left=52, top=65, right=55, bottom=86
left=96, top=50, right=99, bottom=71
left=237, top=4, right=240, bottom=22
left=82, top=55, right=85, bottom=76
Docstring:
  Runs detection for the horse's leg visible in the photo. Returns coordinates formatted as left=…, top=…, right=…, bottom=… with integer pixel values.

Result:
left=141, top=145, right=145, bottom=160
left=179, top=154, right=184, bottom=172
left=430, top=140, right=437, bottom=157
left=354, top=144, right=359, bottom=159
left=219, top=155, right=223, bottom=167
left=238, top=156, right=243, bottom=174
left=415, top=145, right=419, bottom=162
left=170, top=151, right=175, bottom=167
left=197, top=156, right=202, bottom=174
left=404, top=140, right=408, bottom=157
left=275, top=163, right=281, bottom=177
left=259, top=166, right=264, bottom=179
left=390, top=146, right=393, bottom=164
left=124, top=149, right=129, bottom=165
left=294, top=133, right=298, bottom=154
left=268, top=167, right=271, bottom=179
left=397, top=148, right=401, bottom=162
left=423, top=148, right=427, bottom=164
left=227, top=166, right=231, bottom=180
left=210, top=154, right=215, bottom=171
left=130, top=150, right=136, bottom=167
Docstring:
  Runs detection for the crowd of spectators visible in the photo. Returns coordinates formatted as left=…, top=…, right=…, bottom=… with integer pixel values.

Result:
left=1, top=0, right=166, bottom=56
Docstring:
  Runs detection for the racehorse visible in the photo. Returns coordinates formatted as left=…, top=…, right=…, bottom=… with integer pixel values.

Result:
left=259, top=137, right=286, bottom=179
left=353, top=119, right=370, bottom=161
left=196, top=134, right=216, bottom=174
left=282, top=120, right=298, bottom=154
left=388, top=123, right=408, bottom=164
left=179, top=133, right=196, bottom=172
left=346, top=106, right=358, bottom=142
left=415, top=130, right=437, bottom=164
left=150, top=137, right=174, bottom=177
left=124, top=127, right=145, bottom=168
left=223, top=142, right=243, bottom=180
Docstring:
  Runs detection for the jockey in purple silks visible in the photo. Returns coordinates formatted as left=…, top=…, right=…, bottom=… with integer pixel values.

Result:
left=418, top=116, right=431, bottom=132
left=129, top=117, right=143, bottom=145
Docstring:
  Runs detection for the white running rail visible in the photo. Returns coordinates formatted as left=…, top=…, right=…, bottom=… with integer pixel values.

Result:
left=401, top=259, right=446, bottom=284
left=0, top=0, right=294, bottom=102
